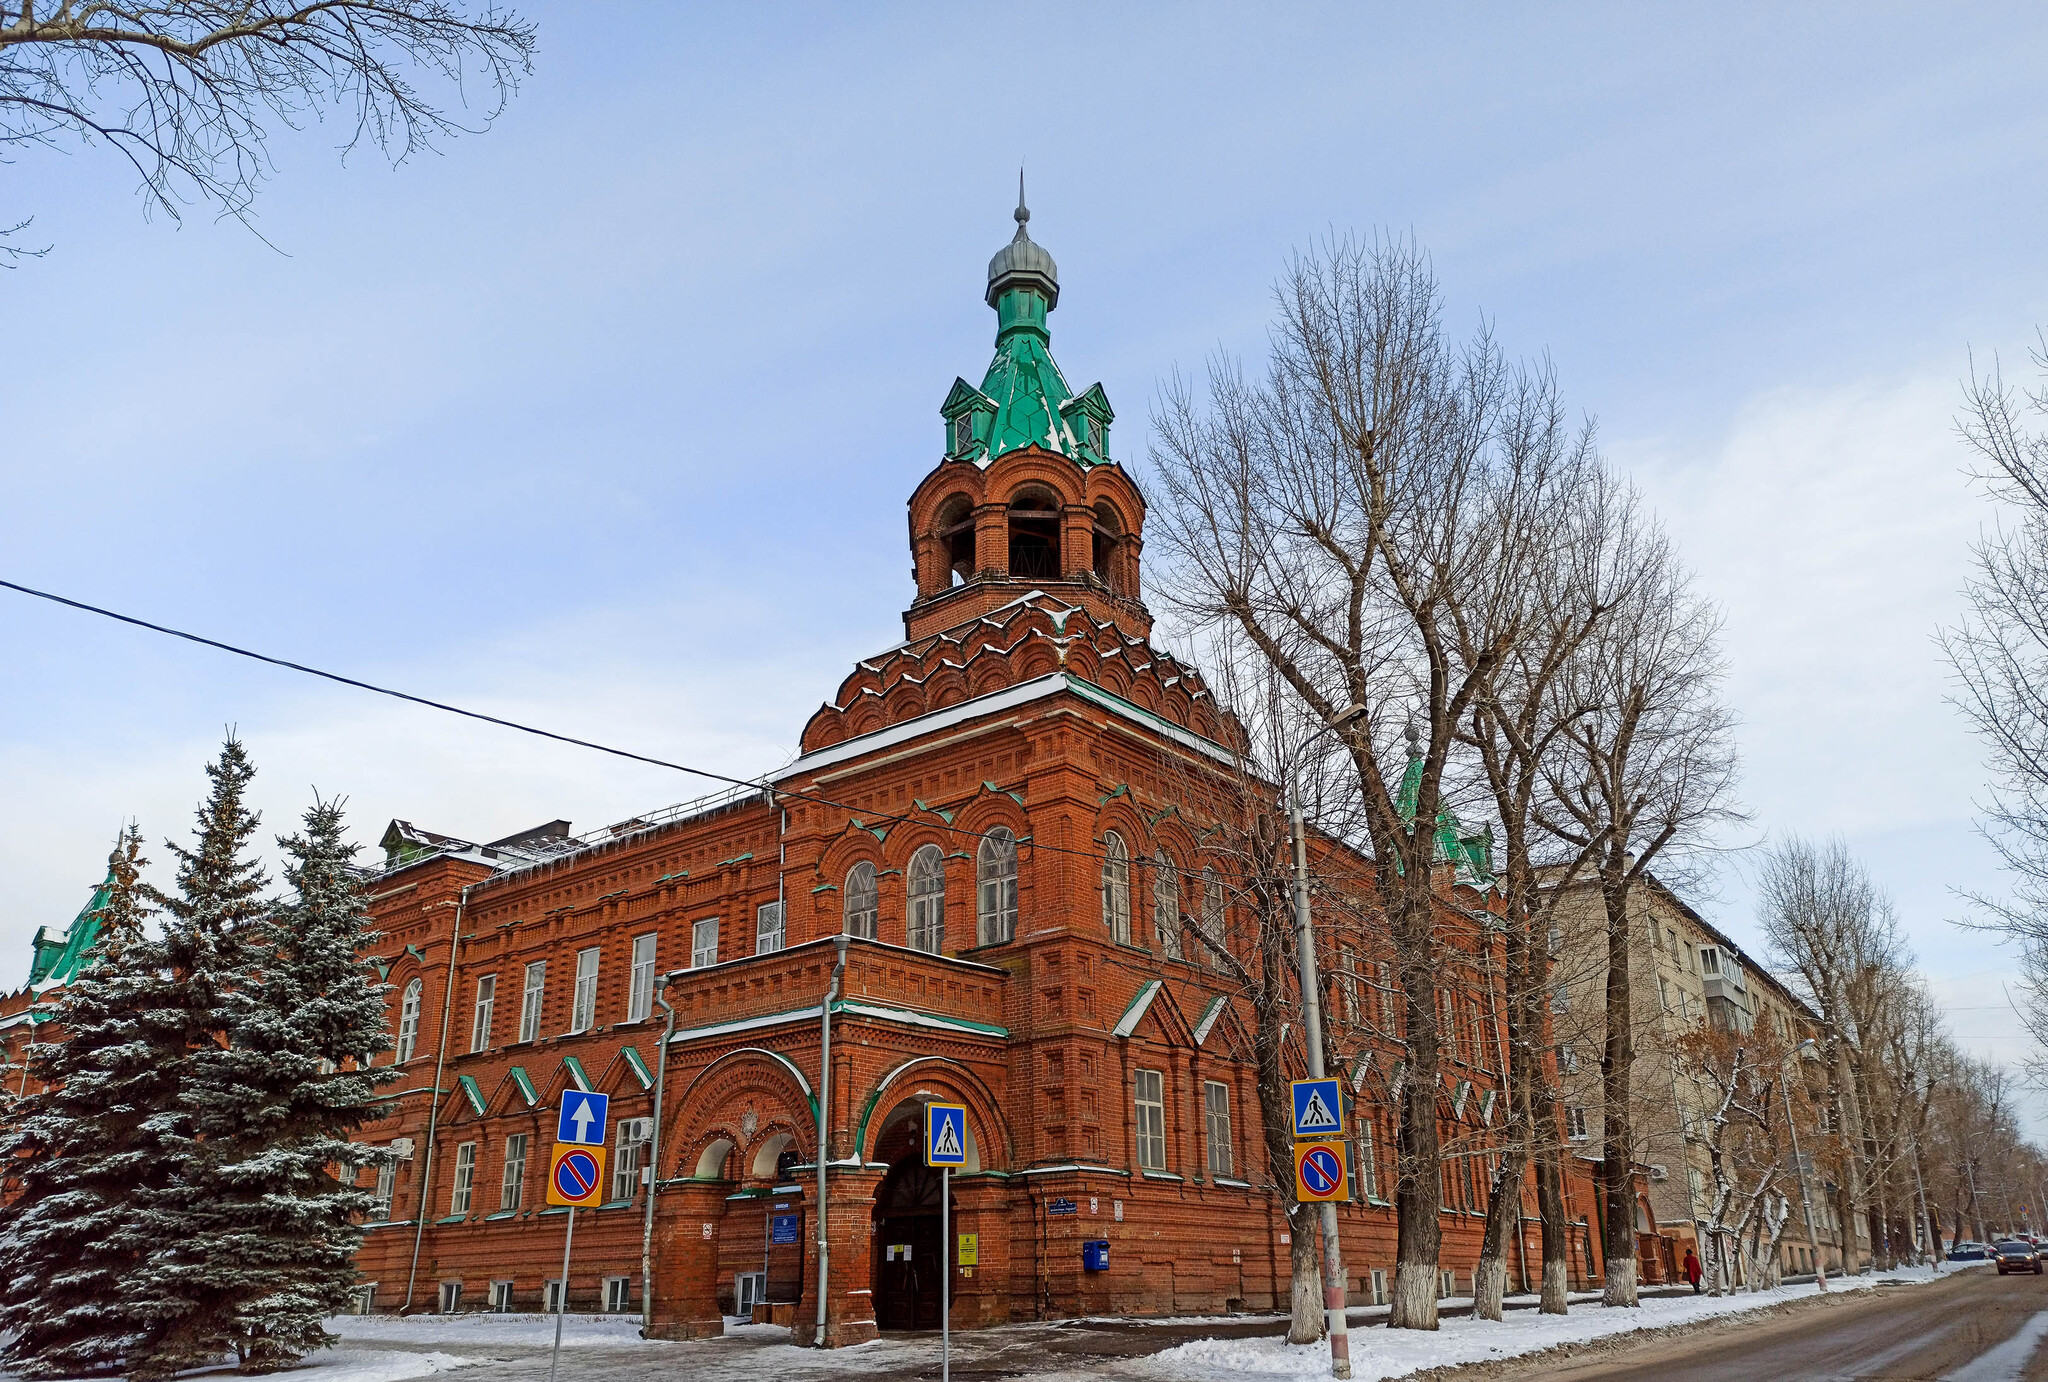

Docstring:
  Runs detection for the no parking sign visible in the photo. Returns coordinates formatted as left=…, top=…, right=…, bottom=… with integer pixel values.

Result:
left=1294, top=1139, right=1349, bottom=1203
left=547, top=1143, right=607, bottom=1207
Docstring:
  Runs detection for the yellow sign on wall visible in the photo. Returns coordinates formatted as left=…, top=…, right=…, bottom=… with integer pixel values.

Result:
left=957, top=1232, right=979, bottom=1266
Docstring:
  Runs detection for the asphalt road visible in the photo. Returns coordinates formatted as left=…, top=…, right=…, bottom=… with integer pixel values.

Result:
left=1508, top=1266, right=2048, bottom=1381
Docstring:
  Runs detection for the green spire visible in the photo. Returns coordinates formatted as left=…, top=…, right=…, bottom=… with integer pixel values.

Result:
left=940, top=177, right=1114, bottom=468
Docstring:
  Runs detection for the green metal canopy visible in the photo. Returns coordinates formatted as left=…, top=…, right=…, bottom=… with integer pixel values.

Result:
left=941, top=178, right=1114, bottom=468
left=25, top=870, right=114, bottom=992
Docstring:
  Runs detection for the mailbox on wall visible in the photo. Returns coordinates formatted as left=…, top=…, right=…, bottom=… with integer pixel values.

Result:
left=1082, top=1239, right=1111, bottom=1272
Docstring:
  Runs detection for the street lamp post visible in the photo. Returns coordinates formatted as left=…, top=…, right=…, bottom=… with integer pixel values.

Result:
left=1285, top=702, right=1365, bottom=1381
left=1780, top=1040, right=1826, bottom=1292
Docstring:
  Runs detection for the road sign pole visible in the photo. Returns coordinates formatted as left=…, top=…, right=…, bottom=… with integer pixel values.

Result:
left=1290, top=773, right=1350, bottom=1379
left=941, top=1165, right=951, bottom=1382
left=548, top=1204, right=576, bottom=1382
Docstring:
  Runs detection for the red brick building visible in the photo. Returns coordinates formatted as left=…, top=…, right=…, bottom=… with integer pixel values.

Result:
left=3, top=197, right=1619, bottom=1343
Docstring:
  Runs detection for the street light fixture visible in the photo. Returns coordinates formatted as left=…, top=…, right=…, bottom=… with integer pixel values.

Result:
left=1780, top=1038, right=1826, bottom=1292
left=1285, top=701, right=1366, bottom=1380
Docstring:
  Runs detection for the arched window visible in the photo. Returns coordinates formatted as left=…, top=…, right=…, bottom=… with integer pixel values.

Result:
left=1007, top=489, right=1061, bottom=580
left=907, top=845, right=946, bottom=954
left=844, top=861, right=878, bottom=940
left=1153, top=851, right=1181, bottom=959
left=935, top=495, right=975, bottom=588
left=395, top=977, right=423, bottom=1064
left=1092, top=501, right=1123, bottom=591
left=977, top=827, right=1018, bottom=946
left=1102, top=832, right=1131, bottom=944
left=1201, top=865, right=1227, bottom=969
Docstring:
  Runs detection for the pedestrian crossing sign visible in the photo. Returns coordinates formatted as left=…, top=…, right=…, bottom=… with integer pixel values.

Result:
left=925, top=1102, right=967, bottom=1167
left=1291, top=1078, right=1344, bottom=1139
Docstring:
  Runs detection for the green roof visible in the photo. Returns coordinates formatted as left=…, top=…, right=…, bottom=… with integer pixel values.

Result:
left=26, top=870, right=114, bottom=991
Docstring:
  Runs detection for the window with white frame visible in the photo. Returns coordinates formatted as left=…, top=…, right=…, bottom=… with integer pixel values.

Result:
left=1134, top=1068, right=1167, bottom=1171
left=1203, top=1080, right=1233, bottom=1177
left=1438, top=990, right=1460, bottom=1063
left=450, top=1141, right=477, bottom=1215
left=519, top=961, right=546, bottom=1043
left=604, top=1277, right=633, bottom=1313
left=1550, top=984, right=1570, bottom=1014
left=1700, top=946, right=1721, bottom=976
left=370, top=1156, right=396, bottom=1221
left=843, top=862, right=878, bottom=939
left=570, top=948, right=600, bottom=1034
left=976, top=827, right=1018, bottom=946
left=470, top=974, right=496, bottom=1053
left=1338, top=944, right=1361, bottom=1022
left=1356, top=1118, right=1379, bottom=1200
left=1566, top=1106, right=1589, bottom=1142
left=352, top=1284, right=377, bottom=1315
left=1202, top=867, right=1228, bottom=968
left=395, top=978, right=423, bottom=1063
left=501, top=1133, right=528, bottom=1211
left=907, top=846, right=945, bottom=954
left=1152, top=851, right=1181, bottom=959
left=756, top=901, right=786, bottom=956
left=1658, top=976, right=1671, bottom=1011
left=489, top=1281, right=515, bottom=1313
left=691, top=917, right=719, bottom=969
left=1102, top=833, right=1131, bottom=944
left=628, top=934, right=657, bottom=1022
left=544, top=1280, right=565, bottom=1312
left=1470, top=998, right=1489, bottom=1071
left=1548, top=927, right=1563, bottom=958
left=438, top=1281, right=462, bottom=1314
left=613, top=1118, right=652, bottom=1202
left=1556, top=1043, right=1578, bottom=1075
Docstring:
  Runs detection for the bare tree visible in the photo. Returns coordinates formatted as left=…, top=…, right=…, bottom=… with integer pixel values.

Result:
left=1537, top=517, right=1742, bottom=1307
left=0, top=1, right=535, bottom=257
left=1150, top=233, right=1571, bottom=1329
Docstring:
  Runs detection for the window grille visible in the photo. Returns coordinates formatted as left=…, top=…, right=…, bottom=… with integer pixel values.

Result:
left=1135, top=1068, right=1166, bottom=1171
left=691, top=917, right=720, bottom=969
left=450, top=1142, right=476, bottom=1215
left=756, top=901, right=786, bottom=956
left=628, top=934, right=657, bottom=1021
left=395, top=978, right=423, bottom=1063
left=570, top=948, right=600, bottom=1034
left=1152, top=851, right=1180, bottom=959
left=519, top=962, right=546, bottom=1043
left=1101, top=833, right=1131, bottom=944
left=844, top=862, right=878, bottom=939
left=977, top=828, right=1018, bottom=946
left=1203, top=1080, right=1233, bottom=1177
left=501, top=1134, right=528, bottom=1211
left=470, top=974, right=496, bottom=1053
left=908, top=846, right=946, bottom=954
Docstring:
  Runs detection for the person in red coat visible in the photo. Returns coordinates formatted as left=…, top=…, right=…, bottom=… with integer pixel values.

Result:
left=1683, top=1247, right=1703, bottom=1293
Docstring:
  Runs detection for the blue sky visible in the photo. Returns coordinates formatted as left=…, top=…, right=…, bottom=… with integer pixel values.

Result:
left=5, top=4, right=2047, bottom=1118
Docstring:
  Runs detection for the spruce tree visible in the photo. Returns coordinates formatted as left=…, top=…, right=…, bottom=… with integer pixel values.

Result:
left=200, top=796, right=399, bottom=1371
left=0, top=826, right=194, bottom=1378
left=128, top=736, right=275, bottom=1379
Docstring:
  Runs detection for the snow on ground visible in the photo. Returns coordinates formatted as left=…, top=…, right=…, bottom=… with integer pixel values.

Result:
left=326, top=1313, right=661, bottom=1349
left=1135, top=1266, right=1975, bottom=1382
left=0, top=1347, right=480, bottom=1382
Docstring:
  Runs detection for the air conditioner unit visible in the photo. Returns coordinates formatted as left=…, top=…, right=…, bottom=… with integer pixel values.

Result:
left=390, top=1138, right=415, bottom=1161
left=1648, top=1164, right=1669, bottom=1181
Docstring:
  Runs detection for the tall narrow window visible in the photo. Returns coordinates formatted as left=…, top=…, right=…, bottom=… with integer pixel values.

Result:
left=570, top=948, right=600, bottom=1034
left=1201, top=867, right=1228, bottom=968
left=1357, top=1118, right=1379, bottom=1200
left=500, top=1133, right=529, bottom=1211
left=977, top=827, right=1018, bottom=946
left=450, top=1142, right=476, bottom=1215
left=371, top=1157, right=396, bottom=1221
left=1203, top=1080, right=1233, bottom=1178
left=908, top=845, right=946, bottom=954
left=470, top=974, right=497, bottom=1053
left=519, top=961, right=545, bottom=1043
left=1338, top=944, right=1361, bottom=1023
left=756, top=901, right=786, bottom=955
left=1470, top=998, right=1488, bottom=1072
left=612, top=1118, right=652, bottom=1202
left=1134, top=1068, right=1166, bottom=1171
left=1437, top=990, right=1458, bottom=1064
left=1152, top=851, right=1181, bottom=959
left=395, top=978, right=423, bottom=1063
left=691, top=918, right=720, bottom=969
left=1102, top=833, right=1131, bottom=944
left=628, top=934, right=656, bottom=1022
left=1566, top=1106, right=1589, bottom=1142
left=844, top=862, right=878, bottom=939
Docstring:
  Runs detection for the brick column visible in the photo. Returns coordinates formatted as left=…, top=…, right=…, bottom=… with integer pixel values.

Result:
left=645, top=1179, right=733, bottom=1340
left=948, top=1174, right=1011, bottom=1328
left=974, top=503, right=1009, bottom=580
left=1061, top=504, right=1094, bottom=579
left=795, top=1166, right=882, bottom=1347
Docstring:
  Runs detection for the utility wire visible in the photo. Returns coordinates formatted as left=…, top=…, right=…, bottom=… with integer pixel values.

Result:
left=4, top=576, right=1346, bottom=880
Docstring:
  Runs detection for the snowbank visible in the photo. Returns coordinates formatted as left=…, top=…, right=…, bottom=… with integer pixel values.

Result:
left=326, top=1313, right=662, bottom=1349
left=1136, top=1267, right=1951, bottom=1381
left=0, top=1347, right=479, bottom=1382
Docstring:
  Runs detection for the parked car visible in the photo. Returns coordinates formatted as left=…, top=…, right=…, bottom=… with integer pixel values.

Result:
left=1996, top=1240, right=2042, bottom=1274
left=1950, top=1241, right=1992, bottom=1261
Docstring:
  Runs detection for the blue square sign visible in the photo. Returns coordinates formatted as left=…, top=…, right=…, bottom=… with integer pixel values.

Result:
left=924, top=1102, right=967, bottom=1167
left=1290, top=1078, right=1343, bottom=1139
left=557, top=1089, right=610, bottom=1147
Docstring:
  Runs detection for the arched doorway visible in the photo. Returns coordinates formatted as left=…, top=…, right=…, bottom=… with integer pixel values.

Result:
left=871, top=1105, right=944, bottom=1330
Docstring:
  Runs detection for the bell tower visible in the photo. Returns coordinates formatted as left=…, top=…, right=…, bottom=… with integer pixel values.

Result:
left=903, top=182, right=1150, bottom=643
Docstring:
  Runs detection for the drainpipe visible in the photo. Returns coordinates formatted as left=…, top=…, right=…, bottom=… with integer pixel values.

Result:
left=815, top=934, right=850, bottom=1347
left=403, top=883, right=473, bottom=1314
left=641, top=974, right=676, bottom=1332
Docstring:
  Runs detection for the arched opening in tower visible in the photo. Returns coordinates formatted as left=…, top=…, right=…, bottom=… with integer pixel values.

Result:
left=1092, top=501, right=1123, bottom=592
left=1008, top=490, right=1061, bottom=582
left=936, top=495, right=976, bottom=586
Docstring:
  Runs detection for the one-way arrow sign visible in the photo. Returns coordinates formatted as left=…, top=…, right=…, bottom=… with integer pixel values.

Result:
left=557, top=1089, right=610, bottom=1147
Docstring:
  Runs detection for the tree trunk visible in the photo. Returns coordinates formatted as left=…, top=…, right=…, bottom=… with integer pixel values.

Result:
left=1287, top=1206, right=1324, bottom=1343
left=1827, top=1035, right=1868, bottom=1274
left=1598, top=867, right=1640, bottom=1307
left=1474, top=1149, right=1526, bottom=1321
left=1389, top=880, right=1443, bottom=1331
left=1534, top=1121, right=1571, bottom=1313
